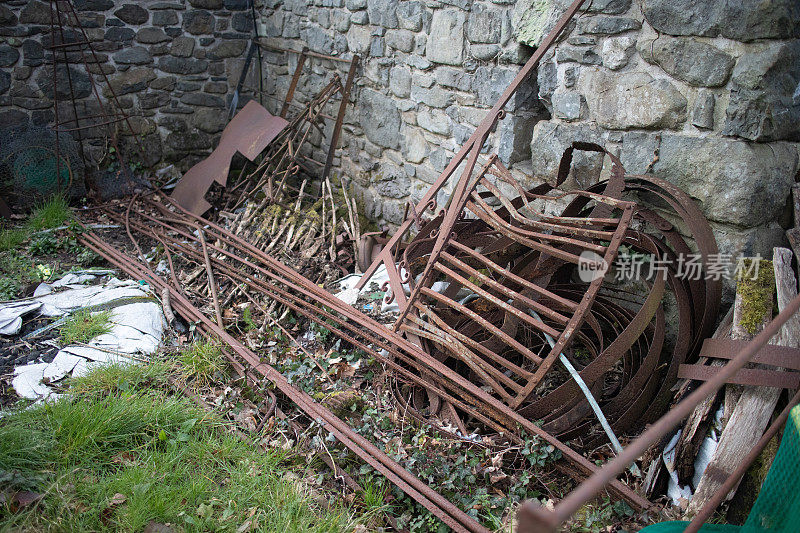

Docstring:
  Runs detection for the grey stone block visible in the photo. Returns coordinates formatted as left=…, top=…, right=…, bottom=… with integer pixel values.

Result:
left=426, top=9, right=465, bottom=66
left=638, top=36, right=734, bottom=88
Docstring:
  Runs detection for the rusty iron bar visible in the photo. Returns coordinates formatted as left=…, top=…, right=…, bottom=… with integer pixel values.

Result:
left=104, top=195, right=652, bottom=510
left=322, top=54, right=359, bottom=183
left=77, top=226, right=491, bottom=533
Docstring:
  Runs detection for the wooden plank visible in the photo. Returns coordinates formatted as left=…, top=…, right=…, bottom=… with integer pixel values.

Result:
left=673, top=308, right=732, bottom=481
left=687, top=250, right=797, bottom=517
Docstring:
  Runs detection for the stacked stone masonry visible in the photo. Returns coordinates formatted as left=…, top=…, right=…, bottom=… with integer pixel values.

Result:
left=1, top=0, right=799, bottom=287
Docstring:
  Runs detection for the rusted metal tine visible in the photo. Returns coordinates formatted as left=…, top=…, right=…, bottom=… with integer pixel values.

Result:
left=438, top=251, right=570, bottom=324
left=280, top=47, right=307, bottom=119
left=322, top=54, right=360, bottom=182
left=404, top=312, right=526, bottom=392
left=133, top=196, right=650, bottom=509
left=79, top=228, right=490, bottom=533
left=474, top=178, right=617, bottom=241
left=447, top=240, right=578, bottom=310
left=196, top=224, right=224, bottom=328
left=407, top=304, right=534, bottom=381
left=468, top=208, right=590, bottom=265
left=431, top=262, right=561, bottom=339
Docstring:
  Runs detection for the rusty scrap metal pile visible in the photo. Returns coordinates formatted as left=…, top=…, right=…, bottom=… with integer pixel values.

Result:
left=73, top=0, right=798, bottom=531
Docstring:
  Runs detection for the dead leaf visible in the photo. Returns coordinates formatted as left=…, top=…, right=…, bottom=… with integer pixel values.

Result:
left=0, top=491, right=44, bottom=512
left=108, top=493, right=126, bottom=506
left=143, top=522, right=175, bottom=533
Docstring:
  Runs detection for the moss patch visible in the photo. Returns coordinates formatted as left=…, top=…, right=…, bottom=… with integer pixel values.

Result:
left=736, top=258, right=775, bottom=335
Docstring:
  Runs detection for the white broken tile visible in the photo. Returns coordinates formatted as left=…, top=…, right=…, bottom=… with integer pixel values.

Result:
left=43, top=351, right=85, bottom=382
left=11, top=363, right=52, bottom=400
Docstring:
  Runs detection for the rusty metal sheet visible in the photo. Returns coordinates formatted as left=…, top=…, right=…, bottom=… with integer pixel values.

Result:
left=171, top=100, right=288, bottom=215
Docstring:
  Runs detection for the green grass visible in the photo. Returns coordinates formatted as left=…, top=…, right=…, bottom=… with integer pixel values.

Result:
left=0, top=228, right=28, bottom=253
left=59, top=309, right=113, bottom=345
left=0, top=362, right=357, bottom=532
left=25, top=196, right=72, bottom=232
left=178, top=341, right=227, bottom=388
left=0, top=196, right=77, bottom=299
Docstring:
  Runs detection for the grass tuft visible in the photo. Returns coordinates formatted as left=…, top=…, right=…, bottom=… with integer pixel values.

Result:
left=0, top=362, right=357, bottom=532
left=177, top=341, right=226, bottom=387
left=59, top=309, right=112, bottom=345
left=68, top=360, right=173, bottom=397
left=0, top=228, right=28, bottom=253
left=25, top=196, right=72, bottom=232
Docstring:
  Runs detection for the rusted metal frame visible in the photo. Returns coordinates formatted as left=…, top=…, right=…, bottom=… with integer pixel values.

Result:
left=280, top=48, right=308, bottom=119
left=122, top=212, right=647, bottom=507
left=243, top=79, right=340, bottom=203
left=447, top=240, right=578, bottom=311
left=684, top=388, right=800, bottom=533
left=678, top=365, right=800, bottom=389
left=79, top=229, right=490, bottom=533
left=272, top=80, right=341, bottom=202
left=512, top=204, right=635, bottom=409
left=151, top=197, right=651, bottom=510
left=60, top=0, right=144, bottom=158
left=322, top=54, right=359, bottom=183
left=407, top=305, right=533, bottom=383
left=391, top=136, right=496, bottom=322
left=356, top=0, right=590, bottom=289
left=520, top=292, right=800, bottom=531
left=465, top=197, right=599, bottom=264
left=474, top=178, right=617, bottom=242
left=131, top=203, right=649, bottom=502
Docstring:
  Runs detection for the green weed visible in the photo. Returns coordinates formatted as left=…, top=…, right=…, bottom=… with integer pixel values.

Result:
left=59, top=309, right=112, bottom=345
left=0, top=228, right=28, bottom=253
left=178, top=341, right=226, bottom=388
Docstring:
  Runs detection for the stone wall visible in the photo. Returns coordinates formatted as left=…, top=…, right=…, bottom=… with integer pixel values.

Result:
left=0, top=0, right=256, bottom=171
left=2, top=0, right=798, bottom=272
left=260, top=0, right=800, bottom=273
left=524, top=0, right=800, bottom=267
left=258, top=0, right=546, bottom=225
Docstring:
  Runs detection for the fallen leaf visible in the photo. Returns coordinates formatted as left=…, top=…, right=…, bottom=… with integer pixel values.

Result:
left=109, top=493, right=126, bottom=506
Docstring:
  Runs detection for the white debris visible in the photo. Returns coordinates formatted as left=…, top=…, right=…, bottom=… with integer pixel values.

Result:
left=42, top=351, right=84, bottom=382
left=90, top=302, right=164, bottom=355
left=5, top=274, right=167, bottom=404
left=0, top=276, right=149, bottom=335
left=12, top=363, right=53, bottom=400
left=0, top=302, right=44, bottom=335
